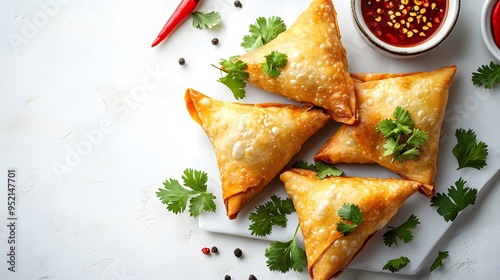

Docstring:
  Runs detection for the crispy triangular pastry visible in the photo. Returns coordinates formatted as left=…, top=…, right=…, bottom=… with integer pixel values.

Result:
left=314, top=66, right=457, bottom=196
left=280, top=168, right=421, bottom=279
left=185, top=88, right=330, bottom=219
left=237, top=0, right=356, bottom=124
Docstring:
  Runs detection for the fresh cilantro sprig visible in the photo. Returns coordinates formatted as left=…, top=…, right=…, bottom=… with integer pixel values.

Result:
left=429, top=251, right=449, bottom=272
left=213, top=55, right=249, bottom=99
left=248, top=195, right=295, bottom=237
left=383, top=214, right=420, bottom=247
left=452, top=128, right=488, bottom=170
left=376, top=106, right=429, bottom=163
left=261, top=50, right=288, bottom=78
left=192, top=11, right=221, bottom=29
left=241, top=16, right=287, bottom=52
left=264, top=224, right=307, bottom=273
left=471, top=61, right=500, bottom=89
left=336, top=203, right=364, bottom=236
left=430, top=177, right=477, bottom=222
left=156, top=168, right=216, bottom=218
left=292, top=160, right=343, bottom=179
left=383, top=256, right=410, bottom=273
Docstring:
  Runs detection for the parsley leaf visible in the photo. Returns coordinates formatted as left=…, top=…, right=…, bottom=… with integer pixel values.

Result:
left=265, top=224, right=307, bottom=273
left=430, top=177, right=477, bottom=222
left=241, top=16, right=287, bottom=52
left=248, top=195, right=295, bottom=237
left=429, top=251, right=449, bottom=272
left=261, top=50, right=288, bottom=78
left=452, top=128, right=488, bottom=170
left=471, top=61, right=500, bottom=89
left=383, top=214, right=420, bottom=247
left=291, top=161, right=343, bottom=179
left=336, top=203, right=364, bottom=236
left=192, top=11, right=221, bottom=29
left=383, top=256, right=411, bottom=273
left=156, top=168, right=216, bottom=218
left=376, top=106, right=429, bottom=163
left=213, top=56, right=249, bottom=99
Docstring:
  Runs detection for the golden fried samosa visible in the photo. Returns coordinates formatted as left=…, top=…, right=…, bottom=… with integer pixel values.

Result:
left=314, top=66, right=457, bottom=196
left=280, top=168, right=421, bottom=279
left=185, top=88, right=330, bottom=219
left=237, top=0, right=356, bottom=124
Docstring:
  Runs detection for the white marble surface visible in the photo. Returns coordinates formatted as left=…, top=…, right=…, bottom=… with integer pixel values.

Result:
left=1, top=0, right=499, bottom=279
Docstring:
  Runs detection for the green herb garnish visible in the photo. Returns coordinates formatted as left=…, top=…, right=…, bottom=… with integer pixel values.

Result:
left=383, top=256, right=411, bottom=273
left=429, top=251, right=449, bottom=272
left=248, top=195, right=295, bottom=237
left=192, top=11, right=221, bottom=29
left=156, top=168, right=216, bottom=218
left=336, top=203, right=364, bottom=236
left=264, top=224, right=307, bottom=273
left=472, top=61, right=500, bottom=89
left=213, top=55, right=249, bottom=99
left=452, top=128, right=488, bottom=170
left=430, top=177, right=477, bottom=222
left=383, top=214, right=420, bottom=247
left=376, top=106, right=429, bottom=163
left=241, top=16, right=287, bottom=52
left=292, top=161, right=343, bottom=179
left=261, top=50, right=288, bottom=78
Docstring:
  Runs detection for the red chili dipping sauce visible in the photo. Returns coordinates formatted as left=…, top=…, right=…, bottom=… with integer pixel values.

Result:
left=361, top=0, right=447, bottom=47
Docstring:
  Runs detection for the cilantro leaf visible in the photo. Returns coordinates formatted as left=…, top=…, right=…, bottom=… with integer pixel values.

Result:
left=265, top=224, right=307, bottom=273
left=241, top=16, right=287, bottom=52
left=156, top=168, right=216, bottom=218
left=260, top=50, right=288, bottom=78
left=430, top=177, right=477, bottom=222
left=291, top=160, right=316, bottom=171
left=383, top=214, right=420, bottom=247
left=376, top=106, right=429, bottom=163
left=471, top=61, right=500, bottom=89
left=191, top=11, right=221, bottom=29
left=213, top=56, right=249, bottom=99
left=336, top=203, right=364, bottom=236
left=383, top=256, right=410, bottom=273
left=452, top=128, right=488, bottom=170
left=429, top=251, right=449, bottom=272
left=248, top=195, right=295, bottom=237
left=291, top=161, right=343, bottom=179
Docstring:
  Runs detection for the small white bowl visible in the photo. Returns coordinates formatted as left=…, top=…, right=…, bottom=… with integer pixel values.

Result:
left=351, top=0, right=461, bottom=58
left=481, top=0, right=500, bottom=61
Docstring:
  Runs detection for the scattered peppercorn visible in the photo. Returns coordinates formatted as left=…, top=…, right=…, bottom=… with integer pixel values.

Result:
left=211, top=38, right=219, bottom=45
left=201, top=247, right=210, bottom=255
left=248, top=275, right=257, bottom=280
left=211, top=246, right=219, bottom=253
left=234, top=248, right=243, bottom=258
left=178, top=57, right=185, bottom=65
left=234, top=0, right=242, bottom=8
left=224, top=275, right=231, bottom=280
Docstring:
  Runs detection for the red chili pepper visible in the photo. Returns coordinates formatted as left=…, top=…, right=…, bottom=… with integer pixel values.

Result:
left=493, top=0, right=500, bottom=48
left=151, top=0, right=200, bottom=47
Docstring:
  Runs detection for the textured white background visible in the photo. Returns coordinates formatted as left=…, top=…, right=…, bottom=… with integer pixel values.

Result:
left=0, top=0, right=499, bottom=279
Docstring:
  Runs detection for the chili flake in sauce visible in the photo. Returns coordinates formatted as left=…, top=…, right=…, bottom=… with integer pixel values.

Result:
left=362, top=0, right=447, bottom=46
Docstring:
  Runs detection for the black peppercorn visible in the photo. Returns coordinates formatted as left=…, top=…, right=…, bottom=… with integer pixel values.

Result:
left=211, top=38, right=219, bottom=45
left=178, top=57, right=185, bottom=65
left=224, top=275, right=231, bottom=280
left=234, top=248, right=242, bottom=258
left=234, top=0, right=242, bottom=8
left=248, top=275, right=257, bottom=280
left=211, top=246, right=219, bottom=253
